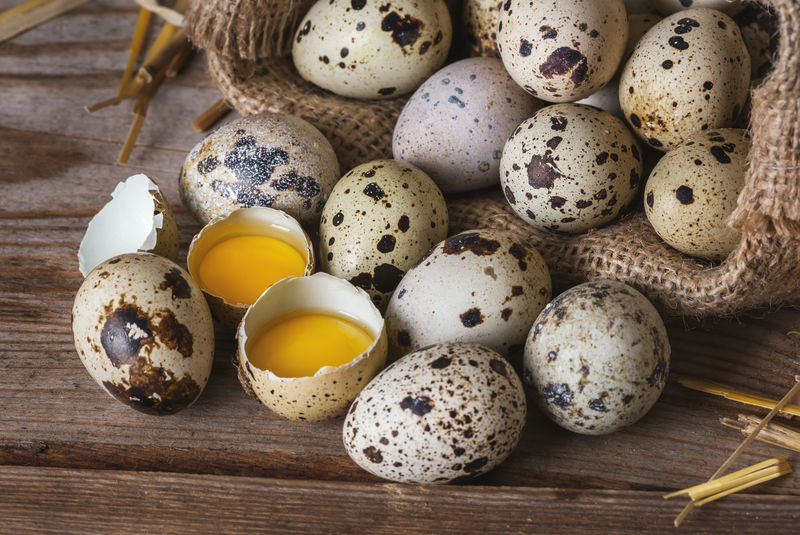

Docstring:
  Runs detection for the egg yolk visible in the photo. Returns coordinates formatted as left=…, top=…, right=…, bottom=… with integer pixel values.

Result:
left=247, top=312, right=374, bottom=378
left=197, top=235, right=306, bottom=305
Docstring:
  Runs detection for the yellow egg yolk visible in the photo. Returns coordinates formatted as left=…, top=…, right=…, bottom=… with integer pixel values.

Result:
left=247, top=312, right=375, bottom=378
left=197, top=235, right=306, bottom=305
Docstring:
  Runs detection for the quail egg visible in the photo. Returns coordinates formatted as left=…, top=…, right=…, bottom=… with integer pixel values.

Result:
left=644, top=128, right=749, bottom=260
left=344, top=342, right=526, bottom=483
left=524, top=280, right=670, bottom=435
left=651, top=0, right=744, bottom=16
left=463, top=0, right=502, bottom=57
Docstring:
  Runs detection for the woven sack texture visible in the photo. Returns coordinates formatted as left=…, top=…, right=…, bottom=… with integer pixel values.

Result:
left=202, top=0, right=800, bottom=318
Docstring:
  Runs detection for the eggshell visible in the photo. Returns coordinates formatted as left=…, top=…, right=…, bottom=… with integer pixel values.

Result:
left=320, top=160, right=448, bottom=311
left=624, top=12, right=663, bottom=62
left=651, top=0, right=743, bottom=16
left=186, top=207, right=315, bottom=330
left=500, top=103, right=644, bottom=233
left=644, top=128, right=749, bottom=261
left=236, top=273, right=388, bottom=422
left=386, top=229, right=551, bottom=358
left=180, top=112, right=339, bottom=229
left=72, top=253, right=214, bottom=415
left=619, top=8, right=751, bottom=151
left=496, top=0, right=628, bottom=102
left=343, top=342, right=526, bottom=483
left=524, top=280, right=670, bottom=435
left=292, top=0, right=452, bottom=99
left=463, top=0, right=501, bottom=57
left=393, top=57, right=542, bottom=193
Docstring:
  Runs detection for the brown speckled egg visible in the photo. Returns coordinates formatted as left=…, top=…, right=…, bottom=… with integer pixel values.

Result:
left=72, top=253, right=214, bottom=415
left=463, top=0, right=502, bottom=57
left=651, top=0, right=743, bottom=16
left=644, top=128, right=749, bottom=261
left=736, top=4, right=778, bottom=83
left=180, top=112, right=339, bottom=229
left=619, top=8, right=750, bottom=151
left=292, top=0, right=452, bottom=99
left=343, top=342, right=526, bottom=483
left=524, top=281, right=670, bottom=435
left=500, top=104, right=644, bottom=234
left=320, top=160, right=448, bottom=311
left=393, top=57, right=542, bottom=193
left=385, top=229, right=551, bottom=358
left=496, top=0, right=628, bottom=102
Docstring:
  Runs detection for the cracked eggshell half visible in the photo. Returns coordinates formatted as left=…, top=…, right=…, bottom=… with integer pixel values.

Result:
left=180, top=112, right=340, bottom=230
left=385, top=228, right=552, bottom=359
left=343, top=342, right=526, bottom=484
left=524, top=280, right=670, bottom=435
left=236, top=273, right=388, bottom=422
left=78, top=174, right=178, bottom=277
left=72, top=253, right=214, bottom=415
left=187, top=207, right=315, bottom=330
left=292, top=0, right=453, bottom=99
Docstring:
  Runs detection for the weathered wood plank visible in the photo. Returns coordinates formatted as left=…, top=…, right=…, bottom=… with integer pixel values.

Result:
left=2, top=466, right=799, bottom=534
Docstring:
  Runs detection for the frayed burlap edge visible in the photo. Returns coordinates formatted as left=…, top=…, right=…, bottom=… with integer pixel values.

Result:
left=205, top=0, right=800, bottom=318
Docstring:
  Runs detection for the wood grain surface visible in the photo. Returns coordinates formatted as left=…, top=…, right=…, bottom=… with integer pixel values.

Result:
left=1, top=0, right=799, bottom=532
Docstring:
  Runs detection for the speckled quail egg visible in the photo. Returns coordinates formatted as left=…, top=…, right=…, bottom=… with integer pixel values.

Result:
left=500, top=103, right=644, bottom=233
left=644, top=128, right=749, bottom=261
left=72, top=253, right=214, bottom=415
left=619, top=8, right=751, bottom=151
left=651, top=0, right=743, bottom=16
left=320, top=160, right=448, bottom=311
left=386, top=229, right=552, bottom=358
left=344, top=342, right=526, bottom=483
left=180, top=112, right=340, bottom=229
left=496, top=0, right=628, bottom=102
left=524, top=280, right=670, bottom=435
left=292, top=0, right=452, bottom=99
left=393, top=57, right=542, bottom=193
left=736, top=4, right=778, bottom=83
left=624, top=12, right=663, bottom=62
left=463, top=0, right=502, bottom=57
left=78, top=174, right=178, bottom=277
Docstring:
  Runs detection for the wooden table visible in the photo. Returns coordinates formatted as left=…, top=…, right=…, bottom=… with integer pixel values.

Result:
left=1, top=1, right=799, bottom=533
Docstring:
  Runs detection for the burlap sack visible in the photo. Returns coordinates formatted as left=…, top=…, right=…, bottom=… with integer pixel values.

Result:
left=195, top=0, right=800, bottom=318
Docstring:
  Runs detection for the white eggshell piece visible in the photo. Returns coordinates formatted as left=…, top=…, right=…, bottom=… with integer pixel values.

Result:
left=500, top=103, right=644, bottom=233
left=72, top=253, right=215, bottom=415
left=524, top=280, right=670, bottom=435
left=644, top=128, right=749, bottom=261
left=386, top=228, right=552, bottom=357
left=292, top=0, right=452, bottom=99
left=236, top=273, right=388, bottom=422
left=320, top=160, right=448, bottom=311
left=344, top=342, right=526, bottom=483
left=497, top=0, right=628, bottom=102
left=393, top=57, right=542, bottom=193
left=619, top=8, right=750, bottom=151
left=78, top=174, right=178, bottom=277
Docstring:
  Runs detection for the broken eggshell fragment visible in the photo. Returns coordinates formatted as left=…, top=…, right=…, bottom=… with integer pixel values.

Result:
left=78, top=174, right=178, bottom=277
left=72, top=253, right=215, bottom=415
left=236, top=272, right=388, bottom=422
left=187, top=207, right=315, bottom=330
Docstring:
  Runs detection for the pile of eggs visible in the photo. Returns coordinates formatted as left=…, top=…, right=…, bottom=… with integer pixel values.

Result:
left=71, top=0, right=776, bottom=483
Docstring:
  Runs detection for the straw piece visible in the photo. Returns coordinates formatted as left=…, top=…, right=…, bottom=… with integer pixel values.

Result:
left=693, top=463, right=792, bottom=507
left=663, top=456, right=787, bottom=499
left=0, top=0, right=91, bottom=43
left=192, top=99, right=231, bottom=133
left=165, top=42, right=193, bottom=77
left=118, top=8, right=152, bottom=96
left=721, top=415, right=800, bottom=453
left=676, top=376, right=800, bottom=418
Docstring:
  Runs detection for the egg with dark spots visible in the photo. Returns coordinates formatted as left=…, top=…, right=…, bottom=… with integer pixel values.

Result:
left=292, top=0, right=452, bottom=99
left=644, top=128, right=749, bottom=260
left=463, top=0, right=503, bottom=57
left=500, top=103, right=643, bottom=234
left=385, top=229, right=551, bottom=358
left=343, top=342, right=526, bottom=483
left=496, top=0, right=628, bottom=102
left=393, top=57, right=542, bottom=193
left=320, top=160, right=448, bottom=311
left=180, top=112, right=339, bottom=229
left=524, top=281, right=670, bottom=435
left=735, top=4, right=778, bottom=84
left=619, top=8, right=750, bottom=151
left=72, top=253, right=215, bottom=415
left=651, top=0, right=744, bottom=16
